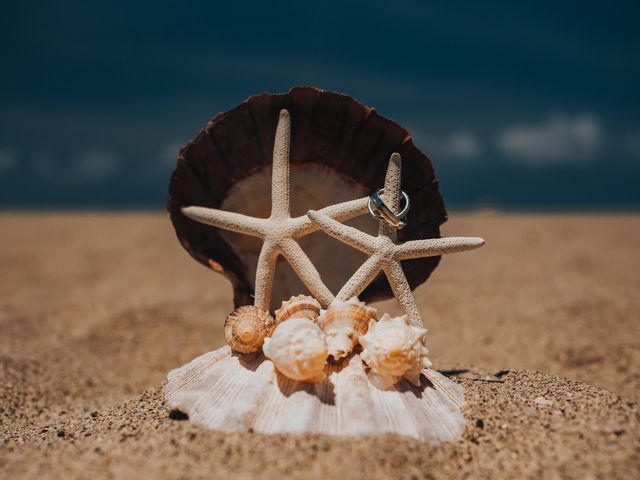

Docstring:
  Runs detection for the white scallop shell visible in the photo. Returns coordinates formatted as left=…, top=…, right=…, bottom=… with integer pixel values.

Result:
left=262, top=317, right=328, bottom=382
left=165, top=345, right=464, bottom=443
left=359, top=313, right=431, bottom=389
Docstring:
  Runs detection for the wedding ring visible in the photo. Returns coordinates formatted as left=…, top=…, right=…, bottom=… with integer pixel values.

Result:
left=367, top=188, right=410, bottom=229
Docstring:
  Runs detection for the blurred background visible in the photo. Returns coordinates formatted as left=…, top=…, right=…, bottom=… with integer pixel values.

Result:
left=2, top=5, right=640, bottom=474
left=1, top=0, right=639, bottom=209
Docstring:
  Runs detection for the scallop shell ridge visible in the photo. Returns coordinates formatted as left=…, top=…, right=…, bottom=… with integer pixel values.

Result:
left=165, top=346, right=464, bottom=443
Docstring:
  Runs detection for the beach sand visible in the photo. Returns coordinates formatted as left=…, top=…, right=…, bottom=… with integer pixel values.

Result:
left=1, top=211, right=639, bottom=478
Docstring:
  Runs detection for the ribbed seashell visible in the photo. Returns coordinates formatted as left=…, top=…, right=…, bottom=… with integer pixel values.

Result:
left=262, top=317, right=327, bottom=382
left=359, top=313, right=431, bottom=389
left=168, top=87, right=448, bottom=311
left=274, top=294, right=321, bottom=325
left=224, top=305, right=274, bottom=354
left=165, top=345, right=465, bottom=443
left=319, top=297, right=377, bottom=360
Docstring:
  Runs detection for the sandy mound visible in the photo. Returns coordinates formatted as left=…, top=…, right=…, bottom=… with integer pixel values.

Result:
left=1, top=212, right=639, bottom=478
left=3, top=370, right=638, bottom=479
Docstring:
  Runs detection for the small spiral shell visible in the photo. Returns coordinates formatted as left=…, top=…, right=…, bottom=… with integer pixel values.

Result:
left=224, top=306, right=274, bottom=353
left=274, top=294, right=321, bottom=325
left=320, top=297, right=377, bottom=360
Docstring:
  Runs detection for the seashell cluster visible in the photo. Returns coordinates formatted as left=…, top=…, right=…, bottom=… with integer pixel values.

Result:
left=359, top=313, right=431, bottom=389
left=263, top=317, right=328, bottom=382
left=224, top=305, right=275, bottom=354
left=225, top=296, right=432, bottom=389
left=166, top=90, right=485, bottom=443
left=320, top=297, right=377, bottom=360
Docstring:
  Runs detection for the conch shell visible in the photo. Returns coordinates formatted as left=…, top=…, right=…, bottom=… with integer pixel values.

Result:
left=263, top=317, right=328, bottom=382
left=275, top=294, right=321, bottom=325
left=359, top=313, right=431, bottom=389
left=320, top=297, right=377, bottom=360
left=224, top=305, right=275, bottom=354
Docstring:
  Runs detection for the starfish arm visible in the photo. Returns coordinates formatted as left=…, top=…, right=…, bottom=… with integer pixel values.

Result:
left=181, top=206, right=264, bottom=237
left=319, top=196, right=369, bottom=221
left=382, top=153, right=402, bottom=211
left=292, top=196, right=369, bottom=236
left=279, top=239, right=335, bottom=308
left=271, top=109, right=291, bottom=219
left=383, top=260, right=424, bottom=328
left=336, top=254, right=383, bottom=301
left=379, top=153, right=402, bottom=240
left=394, top=236, right=485, bottom=260
left=307, top=210, right=377, bottom=254
left=253, top=243, right=279, bottom=311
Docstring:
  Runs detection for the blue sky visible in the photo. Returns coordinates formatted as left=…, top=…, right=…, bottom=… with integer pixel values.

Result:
left=1, top=1, right=639, bottom=208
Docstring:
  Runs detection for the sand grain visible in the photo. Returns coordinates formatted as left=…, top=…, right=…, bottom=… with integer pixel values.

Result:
left=1, top=212, right=639, bottom=478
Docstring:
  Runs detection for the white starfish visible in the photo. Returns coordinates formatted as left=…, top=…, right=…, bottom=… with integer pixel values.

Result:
left=181, top=109, right=368, bottom=311
left=308, top=153, right=485, bottom=327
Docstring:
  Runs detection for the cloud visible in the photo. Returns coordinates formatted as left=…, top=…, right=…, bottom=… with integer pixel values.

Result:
left=70, top=149, right=120, bottom=181
left=409, top=127, right=482, bottom=163
left=159, top=140, right=184, bottom=169
left=0, top=147, right=17, bottom=173
left=497, top=113, right=603, bottom=164
left=446, top=130, right=481, bottom=159
left=32, top=149, right=121, bottom=184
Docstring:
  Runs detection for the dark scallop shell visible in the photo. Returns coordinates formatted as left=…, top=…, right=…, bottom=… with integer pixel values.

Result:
left=168, top=87, right=447, bottom=309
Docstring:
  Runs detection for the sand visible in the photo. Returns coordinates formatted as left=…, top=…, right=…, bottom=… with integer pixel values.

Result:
left=1, top=211, right=639, bottom=478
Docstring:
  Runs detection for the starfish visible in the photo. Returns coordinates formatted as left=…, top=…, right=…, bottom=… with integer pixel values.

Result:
left=308, top=153, right=485, bottom=327
left=181, top=109, right=369, bottom=311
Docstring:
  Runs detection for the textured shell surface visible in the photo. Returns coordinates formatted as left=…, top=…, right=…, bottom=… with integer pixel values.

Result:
left=274, top=294, right=321, bottom=325
left=320, top=297, right=378, bottom=360
left=224, top=305, right=274, bottom=353
left=168, top=87, right=448, bottom=310
left=165, top=345, right=465, bottom=443
left=359, top=313, right=431, bottom=389
left=263, top=317, right=328, bottom=382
